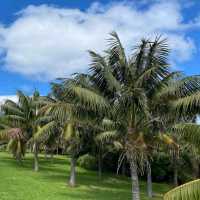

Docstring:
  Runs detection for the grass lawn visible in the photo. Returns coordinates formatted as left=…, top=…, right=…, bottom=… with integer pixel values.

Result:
left=0, top=152, right=171, bottom=200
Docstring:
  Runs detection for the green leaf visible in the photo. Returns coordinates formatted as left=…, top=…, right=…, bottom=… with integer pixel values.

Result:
left=34, top=121, right=58, bottom=143
left=68, top=85, right=110, bottom=112
left=164, top=179, right=200, bottom=200
left=96, top=130, right=118, bottom=143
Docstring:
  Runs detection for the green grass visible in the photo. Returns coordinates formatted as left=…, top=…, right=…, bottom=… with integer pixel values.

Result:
left=0, top=152, right=171, bottom=200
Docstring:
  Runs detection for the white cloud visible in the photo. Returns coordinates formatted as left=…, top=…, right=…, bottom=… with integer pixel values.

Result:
left=0, top=95, right=17, bottom=104
left=0, top=1, right=197, bottom=81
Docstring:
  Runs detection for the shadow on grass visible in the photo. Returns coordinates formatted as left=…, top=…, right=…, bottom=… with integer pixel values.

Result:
left=58, top=189, right=132, bottom=200
left=0, top=152, right=169, bottom=200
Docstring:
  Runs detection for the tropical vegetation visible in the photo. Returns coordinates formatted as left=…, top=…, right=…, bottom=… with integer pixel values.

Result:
left=0, top=32, right=200, bottom=200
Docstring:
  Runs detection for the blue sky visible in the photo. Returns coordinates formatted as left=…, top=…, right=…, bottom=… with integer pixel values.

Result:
left=0, top=0, right=200, bottom=100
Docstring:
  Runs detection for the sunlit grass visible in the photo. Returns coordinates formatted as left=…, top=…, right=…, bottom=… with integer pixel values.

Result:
left=0, top=152, right=171, bottom=200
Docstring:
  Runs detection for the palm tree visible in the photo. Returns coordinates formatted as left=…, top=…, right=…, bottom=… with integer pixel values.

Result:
left=154, top=75, right=200, bottom=186
left=63, top=123, right=83, bottom=186
left=64, top=32, right=172, bottom=200
left=41, top=85, right=78, bottom=186
left=40, top=82, right=104, bottom=186
left=0, top=126, right=26, bottom=162
left=66, top=32, right=200, bottom=200
left=0, top=90, right=57, bottom=171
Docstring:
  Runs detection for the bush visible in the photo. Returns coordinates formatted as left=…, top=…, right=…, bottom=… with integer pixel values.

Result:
left=151, top=152, right=172, bottom=182
left=0, top=144, right=7, bottom=151
left=151, top=151, right=193, bottom=184
left=77, top=154, right=97, bottom=170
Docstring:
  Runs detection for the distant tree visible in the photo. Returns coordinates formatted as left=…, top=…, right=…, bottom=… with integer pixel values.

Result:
left=0, top=91, right=58, bottom=171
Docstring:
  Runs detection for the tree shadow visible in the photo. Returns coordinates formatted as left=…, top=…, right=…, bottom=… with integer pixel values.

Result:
left=0, top=152, right=168, bottom=200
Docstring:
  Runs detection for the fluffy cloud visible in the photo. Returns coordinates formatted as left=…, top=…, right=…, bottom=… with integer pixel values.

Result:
left=0, top=1, right=197, bottom=80
left=0, top=95, right=17, bottom=104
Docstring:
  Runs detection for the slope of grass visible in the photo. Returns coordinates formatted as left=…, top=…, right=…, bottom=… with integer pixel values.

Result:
left=0, top=152, right=171, bottom=200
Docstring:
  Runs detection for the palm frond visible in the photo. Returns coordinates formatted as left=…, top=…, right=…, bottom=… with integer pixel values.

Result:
left=164, top=179, right=200, bottom=200
left=101, top=118, right=117, bottom=130
left=159, top=76, right=200, bottom=99
left=41, top=102, right=73, bottom=123
left=2, top=103, right=24, bottom=116
left=173, top=123, right=200, bottom=146
left=4, top=115, right=26, bottom=123
left=17, top=90, right=31, bottom=109
left=173, top=91, right=200, bottom=113
left=34, top=121, right=58, bottom=143
left=108, top=31, right=127, bottom=65
left=7, top=138, right=25, bottom=159
left=63, top=123, right=75, bottom=141
left=95, top=130, right=118, bottom=143
left=35, top=115, right=55, bottom=125
left=0, top=128, right=24, bottom=141
left=89, top=50, right=121, bottom=92
left=0, top=129, right=10, bottom=141
left=67, top=85, right=110, bottom=112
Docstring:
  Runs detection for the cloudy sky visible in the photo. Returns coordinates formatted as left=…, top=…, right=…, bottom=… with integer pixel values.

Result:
left=0, top=0, right=200, bottom=99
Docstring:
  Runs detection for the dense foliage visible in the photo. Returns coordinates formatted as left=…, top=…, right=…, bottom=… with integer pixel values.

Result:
left=0, top=32, right=200, bottom=200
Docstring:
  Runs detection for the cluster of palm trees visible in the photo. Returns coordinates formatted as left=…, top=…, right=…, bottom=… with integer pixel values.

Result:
left=0, top=32, right=200, bottom=200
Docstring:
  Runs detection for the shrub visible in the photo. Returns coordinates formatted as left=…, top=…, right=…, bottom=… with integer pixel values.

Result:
left=151, top=152, right=172, bottom=182
left=77, top=154, right=97, bottom=170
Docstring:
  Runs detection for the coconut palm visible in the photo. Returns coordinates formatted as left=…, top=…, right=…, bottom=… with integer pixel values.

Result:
left=0, top=90, right=58, bottom=171
left=65, top=32, right=200, bottom=200
left=40, top=81, right=106, bottom=186
left=154, top=75, right=200, bottom=186
left=0, top=127, right=26, bottom=162
left=63, top=32, right=173, bottom=200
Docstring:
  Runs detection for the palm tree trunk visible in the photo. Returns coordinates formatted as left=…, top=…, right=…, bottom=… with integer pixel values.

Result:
left=198, top=164, right=200, bottom=178
left=173, top=159, right=178, bottom=187
left=130, top=160, right=140, bottom=200
left=191, top=158, right=199, bottom=178
left=51, top=151, right=54, bottom=163
left=44, top=146, right=47, bottom=159
left=98, top=149, right=102, bottom=179
left=147, top=162, right=153, bottom=198
left=57, top=145, right=59, bottom=155
left=16, top=154, right=23, bottom=165
left=69, top=155, right=77, bottom=187
left=33, top=142, right=39, bottom=172
left=122, top=160, right=126, bottom=176
left=51, top=152, right=54, bottom=159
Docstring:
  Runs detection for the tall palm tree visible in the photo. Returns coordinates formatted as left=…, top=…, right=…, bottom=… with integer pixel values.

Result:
left=66, top=32, right=200, bottom=200
left=65, top=33, right=171, bottom=200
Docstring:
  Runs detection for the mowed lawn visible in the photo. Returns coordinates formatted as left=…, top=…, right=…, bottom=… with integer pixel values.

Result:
left=0, top=152, right=171, bottom=200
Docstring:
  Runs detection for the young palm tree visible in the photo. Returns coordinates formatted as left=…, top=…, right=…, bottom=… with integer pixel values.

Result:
left=0, top=90, right=57, bottom=171
left=0, top=126, right=26, bottom=162
left=40, top=82, right=106, bottom=186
